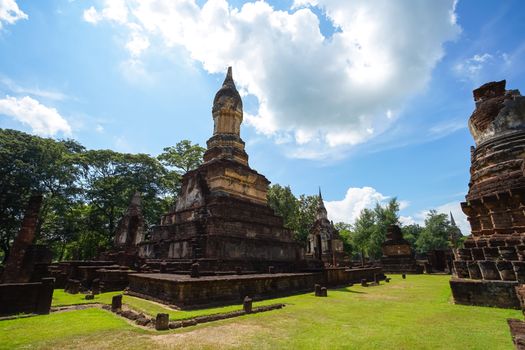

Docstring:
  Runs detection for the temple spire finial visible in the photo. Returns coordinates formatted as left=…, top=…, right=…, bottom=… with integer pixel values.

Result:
left=318, top=186, right=322, bottom=200
left=450, top=211, right=457, bottom=227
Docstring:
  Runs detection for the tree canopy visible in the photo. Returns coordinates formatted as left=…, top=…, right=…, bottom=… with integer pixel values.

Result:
left=0, top=128, right=203, bottom=262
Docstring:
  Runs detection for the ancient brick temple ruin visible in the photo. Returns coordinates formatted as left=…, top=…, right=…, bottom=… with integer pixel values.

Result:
left=306, top=189, right=346, bottom=266
left=6, top=68, right=382, bottom=310
left=137, top=67, right=306, bottom=273
left=127, top=68, right=383, bottom=308
left=0, top=194, right=55, bottom=316
left=450, top=80, right=525, bottom=309
left=381, top=224, right=422, bottom=274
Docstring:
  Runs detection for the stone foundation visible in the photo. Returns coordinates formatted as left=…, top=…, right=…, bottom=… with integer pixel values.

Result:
left=128, top=266, right=382, bottom=308
left=128, top=272, right=320, bottom=308
left=0, top=277, right=55, bottom=316
left=449, top=278, right=519, bottom=309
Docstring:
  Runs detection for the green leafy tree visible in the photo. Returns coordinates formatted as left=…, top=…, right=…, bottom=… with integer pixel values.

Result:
left=334, top=222, right=353, bottom=255
left=368, top=198, right=400, bottom=259
left=415, top=210, right=453, bottom=253
left=352, top=208, right=376, bottom=265
left=158, top=140, right=205, bottom=196
left=402, top=224, right=423, bottom=248
left=78, top=150, right=168, bottom=247
left=267, top=184, right=299, bottom=230
left=158, top=140, right=205, bottom=173
left=0, top=129, right=82, bottom=262
left=295, top=194, right=320, bottom=243
left=267, top=185, right=320, bottom=243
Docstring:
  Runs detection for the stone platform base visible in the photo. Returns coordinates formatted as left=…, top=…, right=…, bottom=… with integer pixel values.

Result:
left=128, top=267, right=383, bottom=308
left=0, top=278, right=55, bottom=316
left=381, top=257, right=423, bottom=274
left=128, top=272, right=320, bottom=308
left=450, top=278, right=520, bottom=309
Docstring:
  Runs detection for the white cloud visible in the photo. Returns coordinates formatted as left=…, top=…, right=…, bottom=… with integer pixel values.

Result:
left=435, top=201, right=469, bottom=235
left=0, top=0, right=27, bottom=29
left=428, top=119, right=466, bottom=137
left=0, top=77, right=68, bottom=101
left=454, top=52, right=512, bottom=82
left=126, top=31, right=150, bottom=56
left=402, top=201, right=469, bottom=235
left=83, top=0, right=128, bottom=24
left=324, top=186, right=389, bottom=224
left=84, top=0, right=459, bottom=158
left=399, top=215, right=416, bottom=226
left=398, top=200, right=410, bottom=211
left=0, top=95, right=72, bottom=136
left=454, top=53, right=493, bottom=77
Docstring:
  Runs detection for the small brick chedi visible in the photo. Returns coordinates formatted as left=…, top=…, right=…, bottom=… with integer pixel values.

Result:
left=137, top=67, right=304, bottom=272
left=306, top=189, right=346, bottom=266
left=450, top=80, right=525, bottom=309
left=380, top=224, right=421, bottom=274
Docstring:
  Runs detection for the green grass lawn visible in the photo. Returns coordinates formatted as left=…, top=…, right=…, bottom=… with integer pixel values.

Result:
left=2, top=275, right=521, bottom=349
left=52, top=289, right=281, bottom=320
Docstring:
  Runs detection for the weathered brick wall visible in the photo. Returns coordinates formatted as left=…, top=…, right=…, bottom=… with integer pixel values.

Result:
left=128, top=273, right=321, bottom=308
left=450, top=278, right=519, bottom=309
left=0, top=278, right=54, bottom=316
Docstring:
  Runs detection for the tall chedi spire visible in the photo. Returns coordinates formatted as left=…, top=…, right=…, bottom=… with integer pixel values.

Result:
left=316, top=187, right=328, bottom=220
left=203, top=67, right=249, bottom=165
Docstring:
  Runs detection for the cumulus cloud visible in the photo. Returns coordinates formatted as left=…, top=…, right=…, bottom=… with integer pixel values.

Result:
left=0, top=95, right=72, bottom=136
left=324, top=186, right=389, bottom=224
left=83, top=0, right=128, bottom=24
left=83, top=0, right=459, bottom=158
left=325, top=186, right=469, bottom=235
left=0, top=0, right=27, bottom=29
left=400, top=201, right=469, bottom=235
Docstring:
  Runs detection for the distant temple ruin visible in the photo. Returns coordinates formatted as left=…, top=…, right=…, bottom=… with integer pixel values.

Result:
left=381, top=224, right=422, bottom=274
left=450, top=80, right=525, bottom=309
left=306, top=189, right=346, bottom=266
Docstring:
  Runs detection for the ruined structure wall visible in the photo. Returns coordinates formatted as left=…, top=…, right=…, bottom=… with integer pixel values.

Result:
left=1, top=194, right=43, bottom=284
left=0, top=278, right=55, bottom=316
left=451, top=80, right=525, bottom=308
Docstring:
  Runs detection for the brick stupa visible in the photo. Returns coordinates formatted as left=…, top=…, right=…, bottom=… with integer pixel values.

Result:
left=137, top=67, right=304, bottom=272
left=450, top=80, right=525, bottom=309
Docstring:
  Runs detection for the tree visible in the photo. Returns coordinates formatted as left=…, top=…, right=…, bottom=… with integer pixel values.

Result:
left=267, top=184, right=299, bottom=230
left=402, top=224, right=423, bottom=248
left=295, top=194, right=320, bottom=243
left=78, top=150, right=168, bottom=248
left=415, top=210, right=453, bottom=253
left=158, top=140, right=205, bottom=174
left=352, top=208, right=376, bottom=265
left=368, top=198, right=400, bottom=259
left=0, top=129, right=82, bottom=262
left=334, top=222, right=353, bottom=255
left=157, top=140, right=205, bottom=195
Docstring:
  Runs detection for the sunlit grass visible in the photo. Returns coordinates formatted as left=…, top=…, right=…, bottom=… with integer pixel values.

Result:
left=2, top=275, right=521, bottom=349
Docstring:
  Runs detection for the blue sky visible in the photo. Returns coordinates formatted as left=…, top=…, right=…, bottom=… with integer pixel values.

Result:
left=1, top=0, right=524, bottom=233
